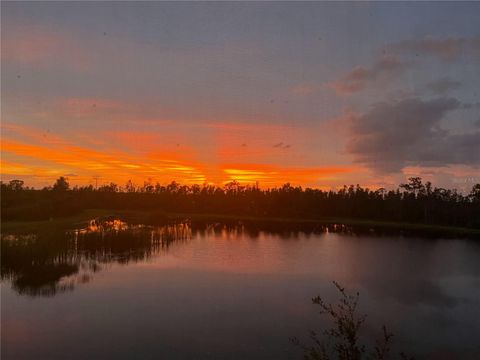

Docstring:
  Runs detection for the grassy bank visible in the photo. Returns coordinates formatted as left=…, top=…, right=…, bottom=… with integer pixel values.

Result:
left=2, top=208, right=480, bottom=238
left=0, top=209, right=113, bottom=233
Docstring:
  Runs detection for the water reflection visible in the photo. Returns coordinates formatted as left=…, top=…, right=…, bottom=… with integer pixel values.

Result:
left=1, top=218, right=478, bottom=300
left=1, top=219, right=192, bottom=297
left=0, top=218, right=381, bottom=297
left=2, top=218, right=480, bottom=359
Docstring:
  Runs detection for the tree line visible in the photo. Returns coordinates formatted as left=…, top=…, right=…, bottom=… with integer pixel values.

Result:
left=2, top=177, right=480, bottom=229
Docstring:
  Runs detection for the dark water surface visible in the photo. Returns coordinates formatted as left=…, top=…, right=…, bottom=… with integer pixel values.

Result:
left=2, top=219, right=480, bottom=359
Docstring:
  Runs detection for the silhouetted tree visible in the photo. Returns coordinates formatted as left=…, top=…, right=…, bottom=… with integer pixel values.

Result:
left=125, top=180, right=136, bottom=193
left=470, top=184, right=480, bottom=203
left=98, top=183, right=119, bottom=192
left=52, top=177, right=69, bottom=191
left=400, top=177, right=425, bottom=198
left=7, top=179, right=25, bottom=191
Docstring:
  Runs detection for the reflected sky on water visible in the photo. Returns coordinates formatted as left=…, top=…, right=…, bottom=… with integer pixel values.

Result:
left=2, top=219, right=480, bottom=359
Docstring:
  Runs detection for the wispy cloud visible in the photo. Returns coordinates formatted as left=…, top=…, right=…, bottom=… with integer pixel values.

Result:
left=2, top=25, right=91, bottom=71
left=385, top=36, right=480, bottom=62
left=426, top=77, right=462, bottom=95
left=329, top=56, right=410, bottom=95
left=273, top=142, right=291, bottom=149
left=58, top=97, right=126, bottom=118
left=328, top=36, right=480, bottom=97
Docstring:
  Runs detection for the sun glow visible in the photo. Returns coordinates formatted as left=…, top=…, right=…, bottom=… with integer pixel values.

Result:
left=1, top=122, right=354, bottom=189
left=223, top=164, right=352, bottom=187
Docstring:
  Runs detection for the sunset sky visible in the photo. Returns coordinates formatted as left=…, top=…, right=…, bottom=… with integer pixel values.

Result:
left=2, top=2, right=479, bottom=190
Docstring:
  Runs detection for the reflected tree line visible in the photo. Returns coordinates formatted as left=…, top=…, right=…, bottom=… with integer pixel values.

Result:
left=1, top=219, right=192, bottom=297
left=2, top=177, right=480, bottom=229
left=1, top=216, right=422, bottom=298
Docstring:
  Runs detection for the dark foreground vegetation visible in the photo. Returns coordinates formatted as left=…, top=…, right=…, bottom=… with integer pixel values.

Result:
left=293, top=282, right=413, bottom=360
left=2, top=177, right=480, bottom=232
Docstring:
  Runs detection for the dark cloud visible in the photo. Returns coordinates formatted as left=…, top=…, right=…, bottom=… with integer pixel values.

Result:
left=426, top=77, right=462, bottom=95
left=273, top=142, right=291, bottom=149
left=385, top=36, right=480, bottom=62
left=330, top=56, right=410, bottom=95
left=330, top=36, right=479, bottom=96
left=346, top=97, right=480, bottom=173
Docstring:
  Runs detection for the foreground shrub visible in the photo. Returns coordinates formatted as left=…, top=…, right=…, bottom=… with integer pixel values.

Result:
left=292, top=282, right=413, bottom=360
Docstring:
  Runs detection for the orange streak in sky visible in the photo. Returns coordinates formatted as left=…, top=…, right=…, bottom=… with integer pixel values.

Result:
left=222, top=163, right=353, bottom=187
left=1, top=123, right=354, bottom=188
left=1, top=139, right=207, bottom=186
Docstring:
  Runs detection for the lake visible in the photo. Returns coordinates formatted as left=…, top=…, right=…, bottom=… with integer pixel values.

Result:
left=2, top=219, right=480, bottom=359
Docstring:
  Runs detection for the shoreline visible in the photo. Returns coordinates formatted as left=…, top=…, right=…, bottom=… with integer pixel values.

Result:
left=2, top=209, right=480, bottom=238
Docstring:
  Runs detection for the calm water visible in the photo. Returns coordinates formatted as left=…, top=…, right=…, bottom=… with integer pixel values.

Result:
left=2, top=219, right=480, bottom=360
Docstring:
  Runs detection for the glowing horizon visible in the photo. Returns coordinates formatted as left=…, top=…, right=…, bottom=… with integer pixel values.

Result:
left=1, top=120, right=355, bottom=189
